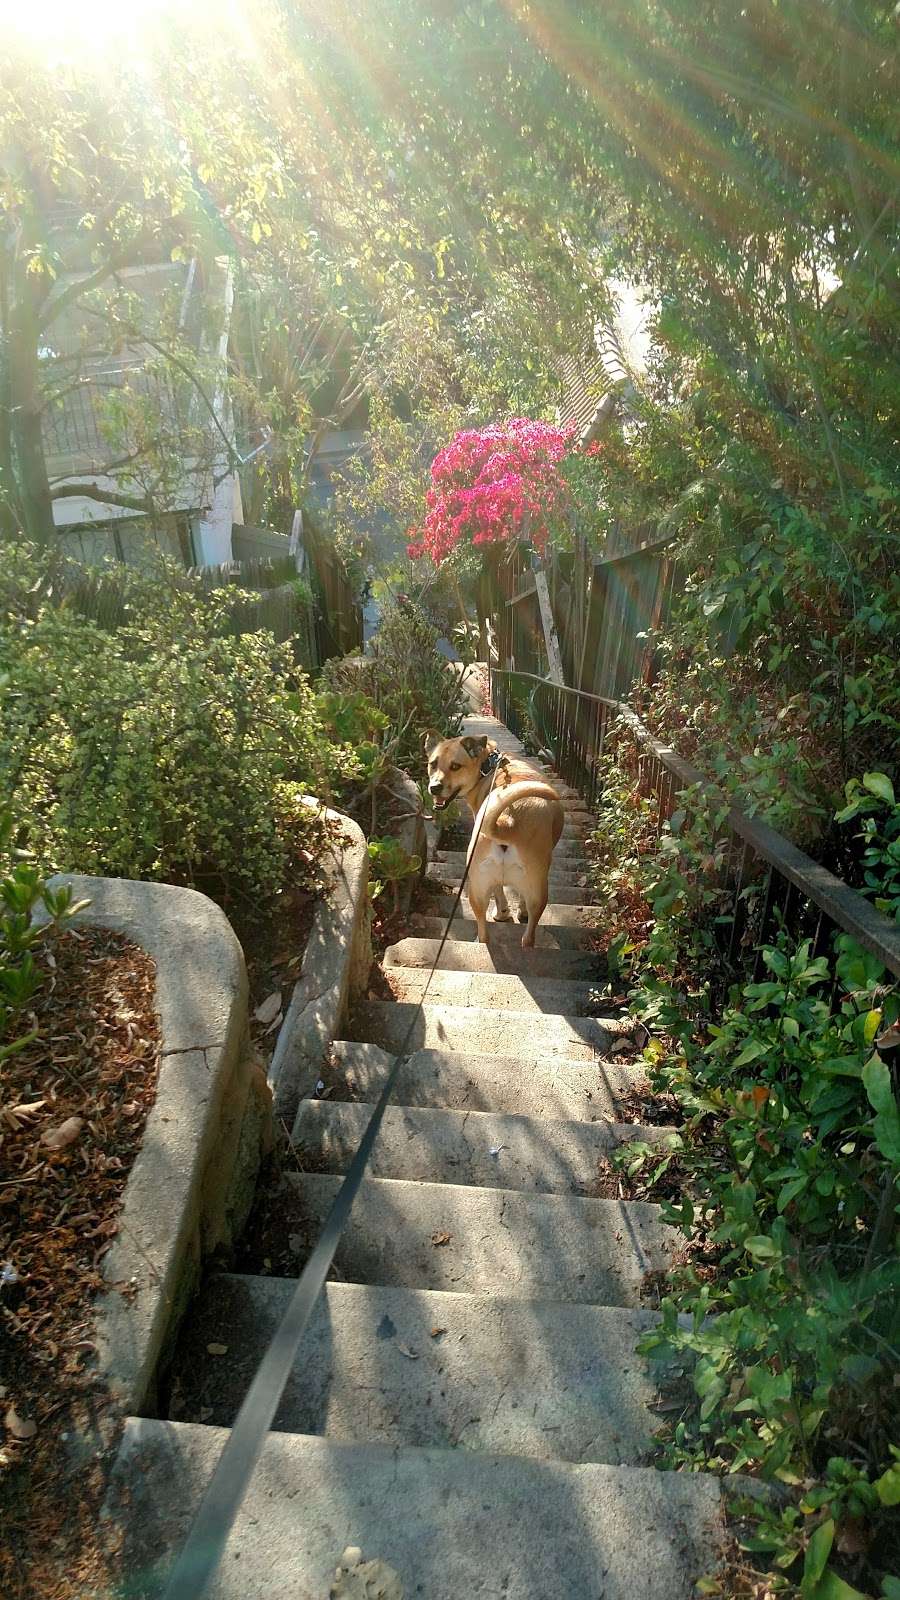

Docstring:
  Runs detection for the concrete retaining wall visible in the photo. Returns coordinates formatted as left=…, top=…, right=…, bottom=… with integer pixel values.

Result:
left=268, top=801, right=373, bottom=1132
left=45, top=875, right=267, bottom=1415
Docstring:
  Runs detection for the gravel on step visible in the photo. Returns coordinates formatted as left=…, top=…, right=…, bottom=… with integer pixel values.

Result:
left=293, top=1098, right=674, bottom=1194
left=108, top=1419, right=728, bottom=1600
left=169, top=1275, right=674, bottom=1464
left=282, top=1171, right=682, bottom=1305
left=326, top=1040, right=654, bottom=1121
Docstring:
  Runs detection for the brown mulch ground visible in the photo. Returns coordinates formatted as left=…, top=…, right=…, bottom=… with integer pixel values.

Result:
left=0, top=927, right=160, bottom=1600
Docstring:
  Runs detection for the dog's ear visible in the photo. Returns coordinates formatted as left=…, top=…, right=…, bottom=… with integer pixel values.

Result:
left=423, top=730, right=441, bottom=756
left=461, top=735, right=488, bottom=758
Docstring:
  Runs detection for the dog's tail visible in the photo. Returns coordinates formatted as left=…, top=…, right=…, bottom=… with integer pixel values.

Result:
left=468, top=779, right=562, bottom=858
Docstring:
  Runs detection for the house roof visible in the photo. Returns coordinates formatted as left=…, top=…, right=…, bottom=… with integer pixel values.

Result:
left=556, top=284, right=653, bottom=440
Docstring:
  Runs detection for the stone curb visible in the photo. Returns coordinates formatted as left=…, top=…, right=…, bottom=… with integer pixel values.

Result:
left=44, top=875, right=259, bottom=1414
left=268, top=800, right=372, bottom=1133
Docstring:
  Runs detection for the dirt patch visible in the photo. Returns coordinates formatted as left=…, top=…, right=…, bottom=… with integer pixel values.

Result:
left=370, top=900, right=407, bottom=964
left=232, top=1146, right=326, bottom=1281
left=614, top=1082, right=683, bottom=1127
left=435, top=817, right=473, bottom=851
left=338, top=771, right=422, bottom=842
left=411, top=875, right=461, bottom=914
left=236, top=884, right=320, bottom=1070
left=0, top=927, right=160, bottom=1600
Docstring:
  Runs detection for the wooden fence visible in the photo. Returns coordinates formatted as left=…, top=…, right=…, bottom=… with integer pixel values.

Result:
left=301, top=512, right=363, bottom=663
left=232, top=516, right=363, bottom=667
left=488, top=526, right=677, bottom=703
left=57, top=535, right=360, bottom=676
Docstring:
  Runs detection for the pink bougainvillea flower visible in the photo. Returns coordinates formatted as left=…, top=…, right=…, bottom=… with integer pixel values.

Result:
left=409, top=417, right=581, bottom=564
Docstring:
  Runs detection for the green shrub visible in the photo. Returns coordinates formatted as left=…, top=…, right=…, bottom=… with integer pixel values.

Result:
left=0, top=810, right=85, bottom=1063
left=634, top=931, right=900, bottom=1590
left=0, top=546, right=356, bottom=905
left=836, top=773, right=900, bottom=922
left=367, top=835, right=421, bottom=914
left=320, top=599, right=466, bottom=775
left=590, top=752, right=900, bottom=1594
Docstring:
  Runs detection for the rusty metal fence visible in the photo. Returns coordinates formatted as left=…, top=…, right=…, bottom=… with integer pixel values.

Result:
left=491, top=667, right=900, bottom=986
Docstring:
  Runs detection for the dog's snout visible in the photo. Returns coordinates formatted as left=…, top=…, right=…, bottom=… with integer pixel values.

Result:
left=428, top=778, right=443, bottom=794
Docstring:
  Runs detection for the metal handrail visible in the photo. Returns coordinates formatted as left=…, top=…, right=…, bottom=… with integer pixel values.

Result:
left=490, top=667, right=900, bottom=981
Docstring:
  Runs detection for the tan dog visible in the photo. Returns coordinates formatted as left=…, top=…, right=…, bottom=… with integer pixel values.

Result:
left=425, top=732, right=564, bottom=947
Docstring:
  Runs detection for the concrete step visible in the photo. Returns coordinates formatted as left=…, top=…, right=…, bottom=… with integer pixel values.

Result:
left=282, top=1172, right=681, bottom=1304
left=170, top=1276, right=671, bottom=1464
left=408, top=910, right=598, bottom=947
left=327, top=1040, right=653, bottom=1121
left=382, top=966, right=598, bottom=1014
left=435, top=834, right=590, bottom=858
left=294, top=1100, right=670, bottom=1195
left=431, top=877, right=597, bottom=905
left=437, top=807, right=586, bottom=832
left=465, top=797, right=593, bottom=822
left=434, top=851, right=592, bottom=886
left=384, top=935, right=600, bottom=978
left=109, top=1419, right=728, bottom=1600
left=349, top=999, right=636, bottom=1061
left=443, top=785, right=591, bottom=821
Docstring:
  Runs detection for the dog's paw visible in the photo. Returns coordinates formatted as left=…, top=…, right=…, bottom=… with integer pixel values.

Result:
left=493, top=908, right=514, bottom=922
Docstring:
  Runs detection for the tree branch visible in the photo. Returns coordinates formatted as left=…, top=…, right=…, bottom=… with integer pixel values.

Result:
left=107, top=317, right=240, bottom=468
left=38, top=235, right=160, bottom=334
left=48, top=443, right=157, bottom=484
left=50, top=480, right=153, bottom=512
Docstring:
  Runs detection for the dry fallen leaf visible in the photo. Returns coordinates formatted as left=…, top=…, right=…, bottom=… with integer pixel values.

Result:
left=5, top=1404, right=37, bottom=1441
left=253, top=991, right=282, bottom=1026
left=429, top=1326, right=447, bottom=1339
left=835, top=1517, right=869, bottom=1557
left=330, top=1547, right=403, bottom=1600
left=263, top=1010, right=284, bottom=1036
left=206, top=1342, right=228, bottom=1356
left=876, top=1022, right=900, bottom=1052
left=0, top=1099, right=46, bottom=1133
left=395, top=1342, right=419, bottom=1360
left=41, top=1116, right=84, bottom=1152
left=431, top=1230, right=451, bottom=1247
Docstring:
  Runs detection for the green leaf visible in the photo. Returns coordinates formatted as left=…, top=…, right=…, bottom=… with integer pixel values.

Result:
left=745, top=1235, right=779, bottom=1261
left=802, top=1519, right=834, bottom=1591
left=862, top=1057, right=900, bottom=1163
left=863, top=1056, right=894, bottom=1116
left=862, top=772, right=895, bottom=805
left=864, top=1010, right=883, bottom=1045
left=809, top=1571, right=869, bottom=1600
left=777, top=1175, right=809, bottom=1212
left=874, top=1460, right=900, bottom=1507
left=733, top=1037, right=767, bottom=1066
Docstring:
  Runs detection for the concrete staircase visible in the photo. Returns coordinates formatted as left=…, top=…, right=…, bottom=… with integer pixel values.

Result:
left=107, top=713, right=727, bottom=1597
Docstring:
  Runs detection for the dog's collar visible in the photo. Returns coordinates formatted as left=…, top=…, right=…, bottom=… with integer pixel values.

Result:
left=480, top=749, right=502, bottom=778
